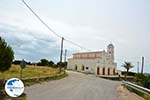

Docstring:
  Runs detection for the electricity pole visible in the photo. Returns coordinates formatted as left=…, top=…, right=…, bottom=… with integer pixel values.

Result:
left=137, top=62, right=139, bottom=73
left=141, top=56, right=144, bottom=74
left=59, top=37, right=64, bottom=72
left=64, top=49, right=67, bottom=62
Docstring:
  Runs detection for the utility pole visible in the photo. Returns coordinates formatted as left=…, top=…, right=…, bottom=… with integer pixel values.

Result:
left=59, top=37, right=64, bottom=72
left=141, top=56, right=144, bottom=74
left=137, top=62, right=139, bottom=73
left=64, top=49, right=67, bottom=62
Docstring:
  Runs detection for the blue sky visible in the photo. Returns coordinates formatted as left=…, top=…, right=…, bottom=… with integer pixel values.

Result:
left=0, top=0, right=149, bottom=73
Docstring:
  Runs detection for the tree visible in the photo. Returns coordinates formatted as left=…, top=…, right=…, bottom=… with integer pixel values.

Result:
left=13, top=60, right=21, bottom=65
left=48, top=61, right=54, bottom=67
left=37, top=59, right=49, bottom=66
left=57, top=61, right=67, bottom=69
left=62, top=62, right=67, bottom=69
left=40, top=59, right=48, bottom=66
left=0, top=37, right=14, bottom=72
left=122, top=62, right=134, bottom=78
left=0, top=37, right=14, bottom=94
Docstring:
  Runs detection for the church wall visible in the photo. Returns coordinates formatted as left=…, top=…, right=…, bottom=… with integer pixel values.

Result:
left=67, top=59, right=97, bottom=73
left=67, top=44, right=117, bottom=76
left=68, top=58, right=117, bottom=75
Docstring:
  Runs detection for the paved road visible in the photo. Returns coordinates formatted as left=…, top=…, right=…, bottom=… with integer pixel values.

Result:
left=25, top=71, right=121, bottom=100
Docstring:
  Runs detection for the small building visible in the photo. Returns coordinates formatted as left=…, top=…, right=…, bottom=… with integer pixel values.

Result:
left=67, top=44, right=117, bottom=75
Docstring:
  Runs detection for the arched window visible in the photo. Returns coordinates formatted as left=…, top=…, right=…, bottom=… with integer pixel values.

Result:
left=74, top=65, right=78, bottom=70
left=81, top=65, right=85, bottom=71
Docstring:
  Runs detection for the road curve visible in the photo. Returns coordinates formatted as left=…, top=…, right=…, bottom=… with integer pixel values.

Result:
left=25, top=71, right=120, bottom=100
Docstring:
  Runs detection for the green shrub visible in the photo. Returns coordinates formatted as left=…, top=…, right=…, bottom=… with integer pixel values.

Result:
left=135, top=73, right=150, bottom=89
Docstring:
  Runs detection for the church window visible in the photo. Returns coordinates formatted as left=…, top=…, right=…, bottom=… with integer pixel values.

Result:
left=74, top=65, right=78, bottom=70
left=82, top=65, right=85, bottom=71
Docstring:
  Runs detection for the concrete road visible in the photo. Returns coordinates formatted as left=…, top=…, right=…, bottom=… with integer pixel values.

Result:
left=25, top=71, right=120, bottom=100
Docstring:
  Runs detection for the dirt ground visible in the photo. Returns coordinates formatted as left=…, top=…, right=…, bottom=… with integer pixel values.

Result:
left=117, top=85, right=145, bottom=100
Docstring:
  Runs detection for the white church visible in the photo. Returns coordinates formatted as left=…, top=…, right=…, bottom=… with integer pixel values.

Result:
left=67, top=44, right=117, bottom=75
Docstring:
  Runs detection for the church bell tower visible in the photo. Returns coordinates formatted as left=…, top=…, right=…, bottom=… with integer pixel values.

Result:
left=107, top=44, right=114, bottom=62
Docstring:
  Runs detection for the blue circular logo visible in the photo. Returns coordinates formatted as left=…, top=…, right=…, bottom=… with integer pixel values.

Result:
left=5, top=78, right=24, bottom=97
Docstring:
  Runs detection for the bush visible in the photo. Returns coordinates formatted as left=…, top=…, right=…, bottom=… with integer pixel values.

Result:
left=56, top=61, right=67, bottom=69
left=122, top=71, right=136, bottom=76
left=135, top=73, right=150, bottom=89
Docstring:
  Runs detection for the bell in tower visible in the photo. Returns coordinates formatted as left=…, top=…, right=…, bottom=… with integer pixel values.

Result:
left=107, top=44, right=114, bottom=62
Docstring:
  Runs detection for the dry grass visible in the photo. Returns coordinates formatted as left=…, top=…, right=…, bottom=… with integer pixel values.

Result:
left=0, top=65, right=60, bottom=80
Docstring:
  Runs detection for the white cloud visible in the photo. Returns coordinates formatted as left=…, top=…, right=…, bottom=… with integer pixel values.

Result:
left=0, top=23, right=62, bottom=62
left=0, top=0, right=149, bottom=73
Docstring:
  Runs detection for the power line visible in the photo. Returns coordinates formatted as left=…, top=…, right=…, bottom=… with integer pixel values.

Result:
left=21, top=0, right=90, bottom=51
left=65, top=39, right=91, bottom=51
left=21, top=0, right=62, bottom=38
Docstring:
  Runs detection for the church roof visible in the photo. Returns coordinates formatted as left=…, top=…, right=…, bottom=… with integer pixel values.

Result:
left=73, top=50, right=105, bottom=55
left=108, top=44, right=114, bottom=47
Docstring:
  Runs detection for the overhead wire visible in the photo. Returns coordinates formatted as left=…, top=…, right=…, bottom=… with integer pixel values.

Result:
left=21, top=0, right=90, bottom=51
left=65, top=39, right=91, bottom=51
left=21, top=0, right=62, bottom=38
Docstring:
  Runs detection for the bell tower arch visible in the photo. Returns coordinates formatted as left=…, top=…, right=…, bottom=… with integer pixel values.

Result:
left=107, top=44, right=114, bottom=62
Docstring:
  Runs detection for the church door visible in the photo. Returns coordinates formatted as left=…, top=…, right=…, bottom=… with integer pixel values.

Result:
left=103, top=67, right=105, bottom=75
left=108, top=68, right=110, bottom=75
left=97, top=67, right=100, bottom=75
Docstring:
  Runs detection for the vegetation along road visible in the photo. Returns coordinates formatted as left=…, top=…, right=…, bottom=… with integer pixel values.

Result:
left=25, top=71, right=121, bottom=100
